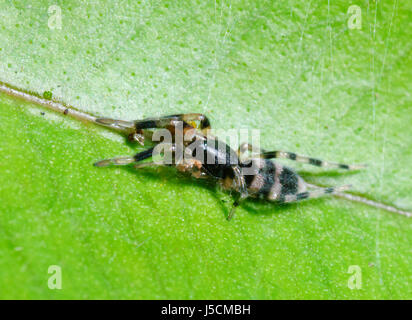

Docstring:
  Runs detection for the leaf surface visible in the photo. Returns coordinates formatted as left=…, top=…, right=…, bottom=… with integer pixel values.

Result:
left=0, top=1, right=411, bottom=299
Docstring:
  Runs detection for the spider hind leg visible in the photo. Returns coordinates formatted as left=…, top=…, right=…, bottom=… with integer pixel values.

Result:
left=262, top=151, right=365, bottom=170
left=237, top=143, right=365, bottom=170
left=279, top=184, right=351, bottom=203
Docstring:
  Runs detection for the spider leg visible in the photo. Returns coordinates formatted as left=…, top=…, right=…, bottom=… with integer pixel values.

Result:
left=94, top=147, right=155, bottom=167
left=278, top=184, right=352, bottom=203
left=96, top=114, right=211, bottom=144
left=95, top=118, right=135, bottom=130
left=161, top=113, right=212, bottom=133
left=96, top=117, right=179, bottom=133
left=95, top=143, right=183, bottom=169
left=238, top=143, right=365, bottom=170
left=132, top=113, right=211, bottom=133
left=95, top=118, right=146, bottom=144
left=261, top=151, right=366, bottom=170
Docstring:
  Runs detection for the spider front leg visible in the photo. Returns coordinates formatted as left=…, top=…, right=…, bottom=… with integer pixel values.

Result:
left=98, top=113, right=212, bottom=132
left=93, top=147, right=156, bottom=167
left=237, top=143, right=365, bottom=170
left=96, top=113, right=212, bottom=144
left=157, top=113, right=212, bottom=135
left=94, top=143, right=203, bottom=176
left=94, top=141, right=184, bottom=168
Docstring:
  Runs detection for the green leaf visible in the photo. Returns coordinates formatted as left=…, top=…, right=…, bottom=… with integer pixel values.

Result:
left=0, top=1, right=411, bottom=299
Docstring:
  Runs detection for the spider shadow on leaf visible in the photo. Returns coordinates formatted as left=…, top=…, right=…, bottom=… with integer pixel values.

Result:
left=240, top=197, right=301, bottom=217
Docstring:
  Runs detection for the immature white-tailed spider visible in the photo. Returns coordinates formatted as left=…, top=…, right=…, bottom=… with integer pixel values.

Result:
left=1, top=83, right=411, bottom=218
left=93, top=113, right=370, bottom=220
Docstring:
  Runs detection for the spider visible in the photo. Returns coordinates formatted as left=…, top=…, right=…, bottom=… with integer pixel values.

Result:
left=94, top=113, right=364, bottom=220
left=1, top=83, right=409, bottom=218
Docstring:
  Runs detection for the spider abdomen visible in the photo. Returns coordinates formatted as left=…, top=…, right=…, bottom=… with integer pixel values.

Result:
left=244, top=159, right=307, bottom=201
